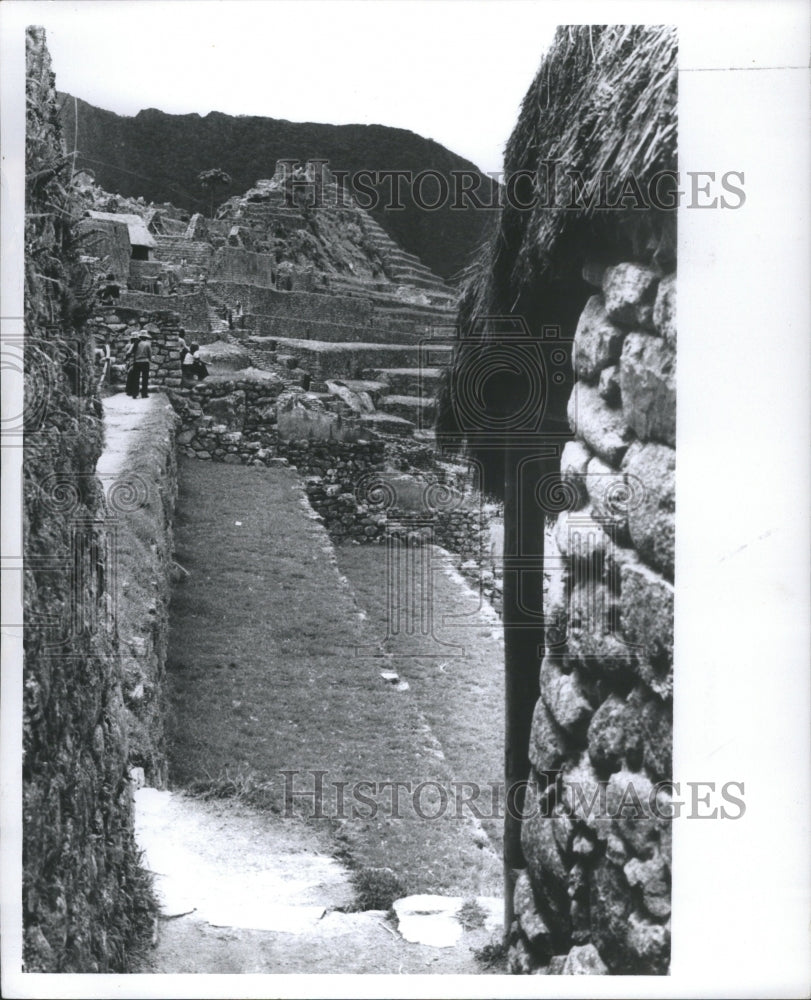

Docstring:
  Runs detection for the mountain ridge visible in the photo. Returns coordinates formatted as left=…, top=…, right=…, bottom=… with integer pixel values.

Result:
left=58, top=93, right=498, bottom=280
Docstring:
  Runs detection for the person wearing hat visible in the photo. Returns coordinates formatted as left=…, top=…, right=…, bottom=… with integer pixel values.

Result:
left=132, top=330, right=153, bottom=398
left=124, top=330, right=141, bottom=398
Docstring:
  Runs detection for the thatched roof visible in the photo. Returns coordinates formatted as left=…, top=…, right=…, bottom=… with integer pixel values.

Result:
left=438, top=25, right=677, bottom=488
left=86, top=210, right=156, bottom=248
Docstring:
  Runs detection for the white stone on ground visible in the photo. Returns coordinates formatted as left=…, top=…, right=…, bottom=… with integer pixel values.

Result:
left=392, top=894, right=502, bottom=948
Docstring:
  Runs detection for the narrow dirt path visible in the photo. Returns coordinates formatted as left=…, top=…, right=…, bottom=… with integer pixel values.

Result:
left=134, top=789, right=499, bottom=974
left=136, top=456, right=507, bottom=973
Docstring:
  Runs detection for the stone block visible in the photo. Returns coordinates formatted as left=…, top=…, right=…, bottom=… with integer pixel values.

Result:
left=589, top=857, right=632, bottom=971
left=619, top=559, right=675, bottom=669
left=559, top=439, right=592, bottom=509
left=627, top=685, right=672, bottom=780
left=545, top=955, right=567, bottom=974
left=561, top=943, right=609, bottom=975
left=567, top=576, right=622, bottom=644
left=513, top=870, right=551, bottom=948
left=597, top=364, right=621, bottom=406
left=619, top=334, right=676, bottom=447
left=652, top=273, right=676, bottom=343
left=567, top=382, right=633, bottom=466
left=605, top=768, right=661, bottom=858
left=582, top=259, right=607, bottom=287
left=561, top=753, right=610, bottom=838
left=565, top=622, right=637, bottom=680
left=507, top=934, right=534, bottom=974
left=625, top=910, right=670, bottom=973
left=573, top=296, right=627, bottom=383
left=554, top=507, right=612, bottom=566
left=521, top=777, right=572, bottom=938
left=528, top=698, right=570, bottom=774
left=540, top=656, right=593, bottom=734
left=587, top=693, right=641, bottom=774
left=584, top=456, right=628, bottom=533
left=602, top=263, right=659, bottom=329
left=624, top=852, right=671, bottom=919
left=621, top=441, right=675, bottom=579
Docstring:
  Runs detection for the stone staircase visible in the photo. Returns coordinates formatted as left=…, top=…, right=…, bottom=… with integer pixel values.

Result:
left=244, top=335, right=452, bottom=439
left=153, top=235, right=213, bottom=269
left=173, top=163, right=461, bottom=441
left=358, top=213, right=452, bottom=299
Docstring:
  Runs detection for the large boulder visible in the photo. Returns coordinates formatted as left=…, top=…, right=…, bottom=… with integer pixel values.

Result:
left=587, top=693, right=641, bottom=774
left=619, top=334, right=676, bottom=447
left=561, top=943, right=609, bottom=975
left=621, top=441, right=676, bottom=578
left=521, top=777, right=573, bottom=941
left=539, top=656, right=593, bottom=735
left=197, top=340, right=253, bottom=373
left=602, top=264, right=660, bottom=329
left=276, top=389, right=359, bottom=442
left=619, top=558, right=675, bottom=670
left=567, top=382, right=633, bottom=465
left=573, top=296, right=627, bottom=383
left=325, top=379, right=375, bottom=414
left=203, top=389, right=245, bottom=431
left=528, top=698, right=569, bottom=774
left=652, top=273, right=676, bottom=344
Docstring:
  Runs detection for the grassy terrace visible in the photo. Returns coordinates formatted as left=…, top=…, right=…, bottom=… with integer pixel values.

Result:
left=166, top=457, right=503, bottom=897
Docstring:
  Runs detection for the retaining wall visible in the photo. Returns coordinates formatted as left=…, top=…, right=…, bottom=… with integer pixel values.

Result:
left=87, top=306, right=186, bottom=389
left=510, top=262, right=676, bottom=975
left=115, top=289, right=210, bottom=335
left=23, top=27, right=163, bottom=972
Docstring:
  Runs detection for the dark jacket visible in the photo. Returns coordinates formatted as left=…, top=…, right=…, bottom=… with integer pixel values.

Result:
left=133, top=340, right=152, bottom=363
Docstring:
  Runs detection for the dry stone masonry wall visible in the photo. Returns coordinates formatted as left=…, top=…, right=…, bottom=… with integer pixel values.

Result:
left=511, top=262, right=676, bottom=975
left=22, top=27, right=161, bottom=972
left=87, top=304, right=186, bottom=389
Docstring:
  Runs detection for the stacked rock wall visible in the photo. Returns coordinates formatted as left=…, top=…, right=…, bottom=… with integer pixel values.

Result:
left=115, top=290, right=210, bottom=336
left=87, top=305, right=185, bottom=389
left=305, top=476, right=487, bottom=555
left=208, top=282, right=374, bottom=328
left=22, top=26, right=158, bottom=972
left=512, top=263, right=676, bottom=975
left=99, top=400, right=180, bottom=788
left=209, top=246, right=277, bottom=286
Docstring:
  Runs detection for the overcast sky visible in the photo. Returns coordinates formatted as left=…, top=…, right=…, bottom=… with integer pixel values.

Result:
left=13, top=0, right=565, bottom=176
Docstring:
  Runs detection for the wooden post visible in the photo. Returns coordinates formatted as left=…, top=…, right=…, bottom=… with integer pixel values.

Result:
left=502, top=438, right=546, bottom=937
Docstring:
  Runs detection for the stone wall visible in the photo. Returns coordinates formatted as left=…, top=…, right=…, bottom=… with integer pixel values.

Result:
left=115, top=288, right=210, bottom=336
left=511, top=263, right=676, bottom=975
left=22, top=26, right=158, bottom=972
left=152, top=234, right=213, bottom=270
left=208, top=282, right=374, bottom=328
left=170, top=372, right=287, bottom=462
left=98, top=398, right=180, bottom=788
left=87, top=305, right=185, bottom=389
left=209, top=246, right=277, bottom=287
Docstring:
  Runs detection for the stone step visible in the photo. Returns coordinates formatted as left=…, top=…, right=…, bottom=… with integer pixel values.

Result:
left=365, top=367, right=443, bottom=396
left=388, top=271, right=449, bottom=292
left=250, top=336, right=452, bottom=383
left=377, top=393, right=436, bottom=426
left=358, top=412, right=416, bottom=437
left=335, top=378, right=389, bottom=404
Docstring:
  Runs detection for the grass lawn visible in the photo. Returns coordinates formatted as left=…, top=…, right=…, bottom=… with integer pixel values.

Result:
left=166, top=457, right=502, bottom=897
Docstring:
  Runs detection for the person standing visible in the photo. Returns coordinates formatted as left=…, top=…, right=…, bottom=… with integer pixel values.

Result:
left=133, top=331, right=152, bottom=398
left=124, top=331, right=140, bottom=398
